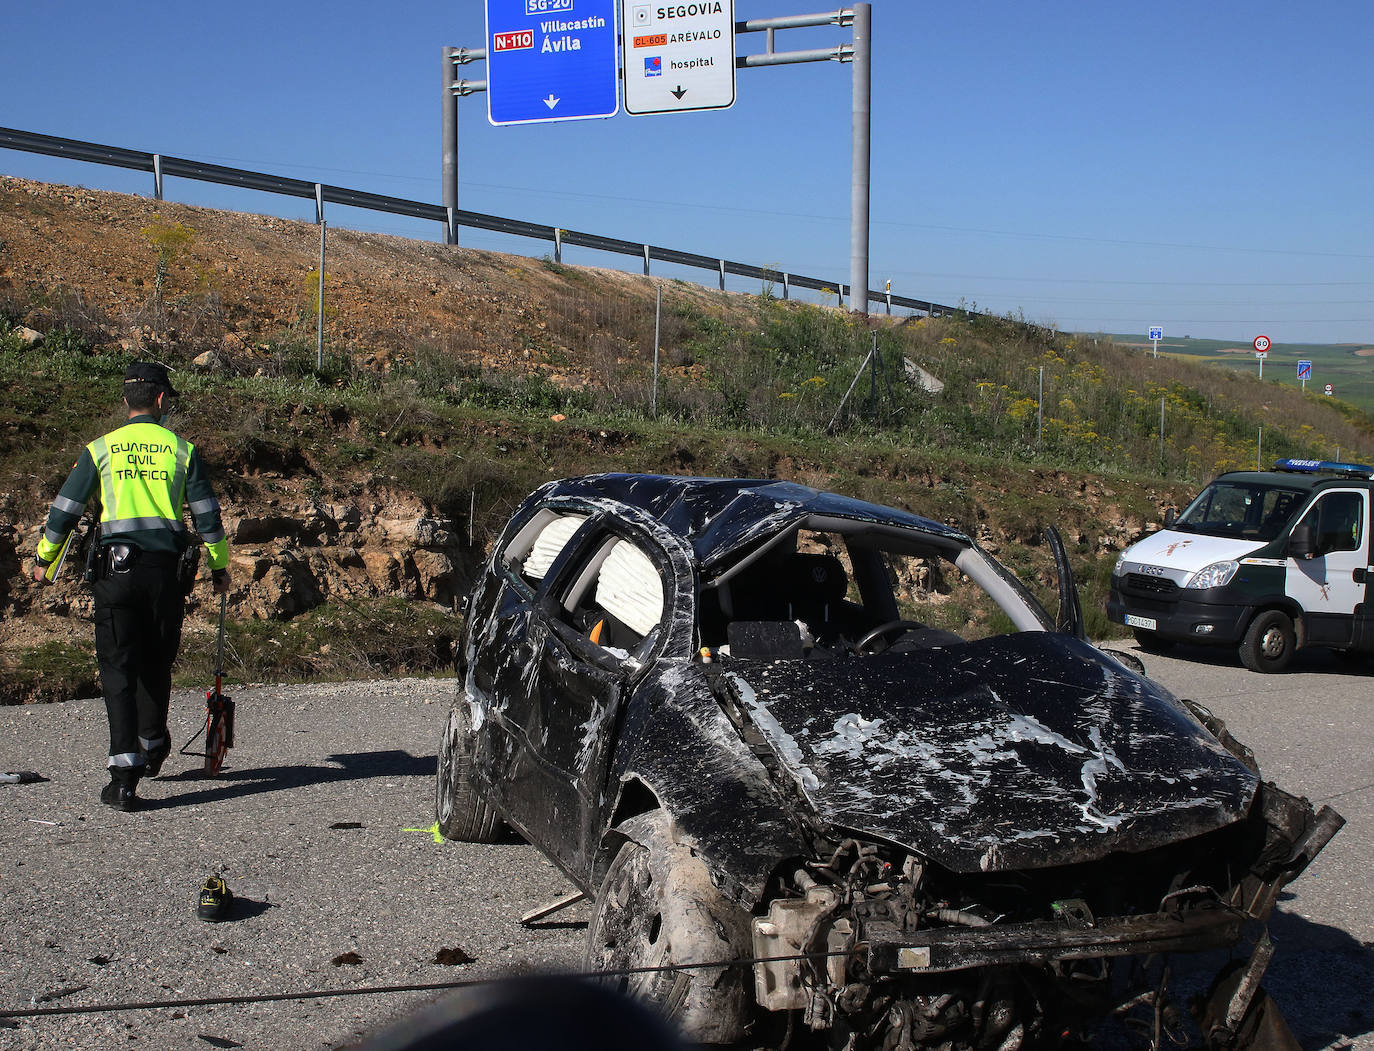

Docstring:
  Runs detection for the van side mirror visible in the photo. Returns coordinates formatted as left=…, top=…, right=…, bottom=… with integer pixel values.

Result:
left=1164, top=508, right=1177, bottom=528
left=1288, top=523, right=1315, bottom=559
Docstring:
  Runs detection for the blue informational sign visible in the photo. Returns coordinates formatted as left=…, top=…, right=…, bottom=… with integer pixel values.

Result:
left=1297, top=360, right=1312, bottom=380
left=1148, top=326, right=1163, bottom=341
left=484, top=0, right=620, bottom=126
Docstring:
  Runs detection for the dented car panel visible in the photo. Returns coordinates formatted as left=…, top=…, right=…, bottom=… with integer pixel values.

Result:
left=441, top=474, right=1342, bottom=1049
left=716, top=632, right=1259, bottom=873
left=598, top=660, right=815, bottom=904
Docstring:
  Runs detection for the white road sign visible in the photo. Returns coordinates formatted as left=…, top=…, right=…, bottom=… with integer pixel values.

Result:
left=1149, top=326, right=1163, bottom=341
left=621, top=0, right=736, bottom=115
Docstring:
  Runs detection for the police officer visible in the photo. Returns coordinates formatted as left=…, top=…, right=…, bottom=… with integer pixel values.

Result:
left=31, top=362, right=232, bottom=812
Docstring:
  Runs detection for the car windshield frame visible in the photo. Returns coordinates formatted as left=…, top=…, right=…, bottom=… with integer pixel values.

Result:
left=1173, top=480, right=1309, bottom=541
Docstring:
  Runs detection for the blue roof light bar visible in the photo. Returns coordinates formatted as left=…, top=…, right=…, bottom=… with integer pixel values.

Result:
left=1273, top=458, right=1374, bottom=479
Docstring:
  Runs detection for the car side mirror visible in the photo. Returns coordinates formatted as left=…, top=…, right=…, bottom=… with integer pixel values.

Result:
left=1164, top=507, right=1177, bottom=528
left=1288, top=523, right=1315, bottom=559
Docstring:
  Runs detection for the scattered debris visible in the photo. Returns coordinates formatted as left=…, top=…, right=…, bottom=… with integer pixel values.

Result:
left=36, top=985, right=88, bottom=1003
left=197, top=1035, right=243, bottom=1049
left=433, top=947, right=475, bottom=966
left=331, top=952, right=364, bottom=967
left=329, top=821, right=364, bottom=829
left=0, top=771, right=45, bottom=784
left=88, top=955, right=111, bottom=966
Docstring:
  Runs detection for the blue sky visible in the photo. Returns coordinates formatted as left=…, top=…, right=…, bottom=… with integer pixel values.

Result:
left=2, top=1, right=1371, bottom=345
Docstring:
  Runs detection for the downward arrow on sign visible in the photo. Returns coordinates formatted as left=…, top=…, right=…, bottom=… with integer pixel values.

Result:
left=671, top=86, right=687, bottom=100
left=544, top=94, right=560, bottom=109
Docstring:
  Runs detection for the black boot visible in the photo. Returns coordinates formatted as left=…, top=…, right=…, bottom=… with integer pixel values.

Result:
left=144, top=738, right=171, bottom=778
left=100, top=780, right=140, bottom=812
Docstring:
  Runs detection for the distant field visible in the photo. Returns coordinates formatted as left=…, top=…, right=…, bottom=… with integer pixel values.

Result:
left=1094, top=333, right=1374, bottom=416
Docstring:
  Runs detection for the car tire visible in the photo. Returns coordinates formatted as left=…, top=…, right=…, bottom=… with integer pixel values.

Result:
left=436, top=698, right=502, bottom=843
left=1239, top=611, right=1296, bottom=674
left=585, top=812, right=752, bottom=1044
left=1132, top=629, right=1175, bottom=653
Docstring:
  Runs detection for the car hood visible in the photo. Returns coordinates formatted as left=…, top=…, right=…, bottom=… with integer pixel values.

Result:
left=1120, top=529, right=1266, bottom=575
left=719, top=633, right=1258, bottom=873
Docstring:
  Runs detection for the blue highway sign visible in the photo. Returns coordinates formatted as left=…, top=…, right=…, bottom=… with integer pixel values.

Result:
left=485, top=0, right=619, bottom=126
left=1149, top=326, right=1163, bottom=342
left=1297, top=360, right=1312, bottom=380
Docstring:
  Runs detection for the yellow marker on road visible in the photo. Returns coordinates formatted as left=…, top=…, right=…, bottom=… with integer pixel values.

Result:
left=403, top=821, right=444, bottom=844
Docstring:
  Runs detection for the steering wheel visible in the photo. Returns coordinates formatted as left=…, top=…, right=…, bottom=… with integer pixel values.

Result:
left=855, top=619, right=928, bottom=654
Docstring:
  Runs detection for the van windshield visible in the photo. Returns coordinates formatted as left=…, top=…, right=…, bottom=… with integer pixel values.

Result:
left=1174, top=482, right=1307, bottom=541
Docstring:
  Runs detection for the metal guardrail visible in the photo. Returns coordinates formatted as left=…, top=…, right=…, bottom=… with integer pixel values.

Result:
left=0, top=126, right=957, bottom=317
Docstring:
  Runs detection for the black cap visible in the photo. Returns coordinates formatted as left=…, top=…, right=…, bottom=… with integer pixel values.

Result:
left=123, top=361, right=180, bottom=398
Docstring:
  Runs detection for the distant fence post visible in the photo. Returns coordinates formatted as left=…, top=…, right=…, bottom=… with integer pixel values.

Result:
left=1159, top=396, right=1166, bottom=472
left=652, top=285, right=662, bottom=419
left=1037, top=366, right=1044, bottom=446
left=317, top=221, right=327, bottom=371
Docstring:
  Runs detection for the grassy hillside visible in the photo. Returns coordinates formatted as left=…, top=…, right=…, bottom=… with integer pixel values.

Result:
left=1103, top=332, right=1374, bottom=421
left=2, top=178, right=1373, bottom=698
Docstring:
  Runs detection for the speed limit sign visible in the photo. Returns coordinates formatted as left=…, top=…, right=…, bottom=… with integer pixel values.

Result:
left=1253, top=335, right=1271, bottom=354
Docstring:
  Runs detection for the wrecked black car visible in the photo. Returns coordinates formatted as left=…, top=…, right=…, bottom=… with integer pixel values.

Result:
left=436, top=475, right=1342, bottom=1049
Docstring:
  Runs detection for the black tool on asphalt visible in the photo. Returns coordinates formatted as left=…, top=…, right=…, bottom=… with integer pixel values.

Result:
left=180, top=593, right=235, bottom=774
left=1, top=771, right=45, bottom=784
left=197, top=875, right=233, bottom=922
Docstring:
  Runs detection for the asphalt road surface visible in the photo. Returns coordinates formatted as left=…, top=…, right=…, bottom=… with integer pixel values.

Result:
left=0, top=646, right=1369, bottom=1051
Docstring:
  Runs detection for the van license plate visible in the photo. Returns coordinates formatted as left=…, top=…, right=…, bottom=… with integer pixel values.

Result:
left=1125, top=615, right=1157, bottom=631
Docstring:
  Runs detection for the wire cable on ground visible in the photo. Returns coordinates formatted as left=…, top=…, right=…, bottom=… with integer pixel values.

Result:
left=0, top=950, right=852, bottom=1021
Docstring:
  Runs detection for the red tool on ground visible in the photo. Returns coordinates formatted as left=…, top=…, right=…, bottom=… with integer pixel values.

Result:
left=181, top=594, right=235, bottom=774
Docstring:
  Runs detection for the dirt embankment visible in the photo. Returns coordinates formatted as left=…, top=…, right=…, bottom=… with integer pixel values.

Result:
left=0, top=176, right=1178, bottom=703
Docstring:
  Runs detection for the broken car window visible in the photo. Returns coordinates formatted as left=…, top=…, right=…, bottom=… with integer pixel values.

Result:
left=510, top=512, right=589, bottom=585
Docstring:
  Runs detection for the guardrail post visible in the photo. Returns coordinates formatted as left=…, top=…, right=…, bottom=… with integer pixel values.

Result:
left=783, top=273, right=790, bottom=300
left=643, top=244, right=650, bottom=276
left=153, top=154, right=163, bottom=200
left=447, top=207, right=457, bottom=246
left=314, top=183, right=324, bottom=225
left=718, top=260, right=726, bottom=291
left=554, top=228, right=562, bottom=263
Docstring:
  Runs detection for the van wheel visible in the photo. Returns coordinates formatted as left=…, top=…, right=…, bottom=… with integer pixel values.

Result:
left=1239, top=611, right=1296, bottom=673
left=1133, top=629, right=1174, bottom=653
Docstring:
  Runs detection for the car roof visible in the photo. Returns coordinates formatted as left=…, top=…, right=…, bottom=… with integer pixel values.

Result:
left=536, top=473, right=969, bottom=569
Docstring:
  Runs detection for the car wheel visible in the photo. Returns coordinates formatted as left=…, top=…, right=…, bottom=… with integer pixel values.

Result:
left=1132, top=629, right=1174, bottom=653
left=1239, top=611, right=1296, bottom=674
left=585, top=812, right=751, bottom=1044
left=435, top=699, right=502, bottom=843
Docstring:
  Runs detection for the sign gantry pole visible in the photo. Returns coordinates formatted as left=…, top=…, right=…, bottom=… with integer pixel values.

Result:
left=445, top=5, right=873, bottom=308
left=849, top=3, right=870, bottom=316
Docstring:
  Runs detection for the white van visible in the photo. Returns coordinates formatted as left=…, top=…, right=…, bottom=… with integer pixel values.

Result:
left=1108, top=459, right=1373, bottom=672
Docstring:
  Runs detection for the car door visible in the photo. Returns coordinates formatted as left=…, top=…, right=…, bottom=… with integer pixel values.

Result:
left=1286, top=489, right=1369, bottom=647
left=465, top=508, right=590, bottom=815
left=519, top=522, right=679, bottom=876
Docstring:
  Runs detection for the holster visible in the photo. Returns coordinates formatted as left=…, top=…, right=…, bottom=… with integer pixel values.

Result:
left=178, top=545, right=202, bottom=596
left=83, top=524, right=102, bottom=584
